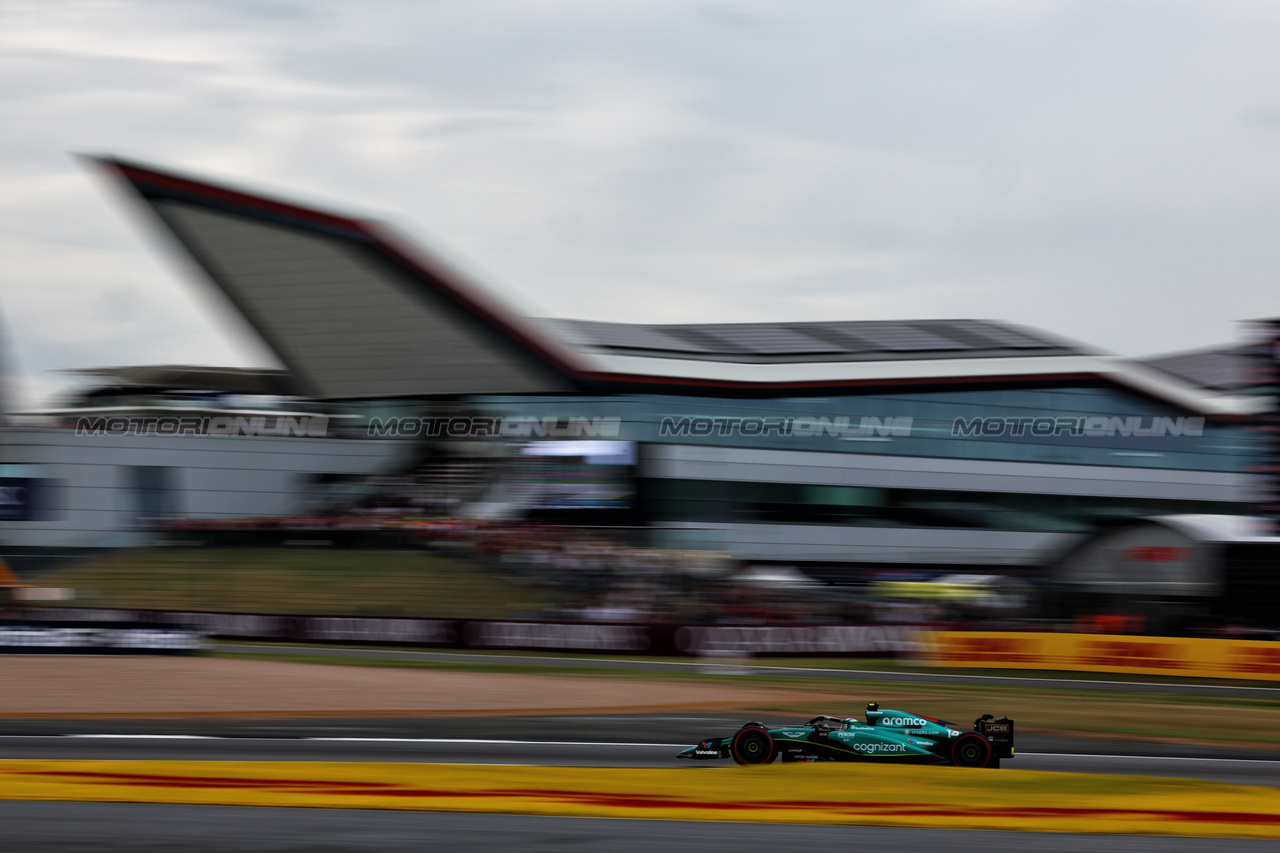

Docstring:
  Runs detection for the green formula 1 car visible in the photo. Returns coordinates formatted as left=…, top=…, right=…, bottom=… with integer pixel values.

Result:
left=678, top=702, right=1014, bottom=768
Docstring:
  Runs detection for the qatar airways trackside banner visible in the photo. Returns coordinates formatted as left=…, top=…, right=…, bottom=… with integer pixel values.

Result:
left=917, top=631, right=1280, bottom=681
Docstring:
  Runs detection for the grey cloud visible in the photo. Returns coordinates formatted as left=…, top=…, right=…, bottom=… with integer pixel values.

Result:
left=4, top=1, right=1280, bottom=408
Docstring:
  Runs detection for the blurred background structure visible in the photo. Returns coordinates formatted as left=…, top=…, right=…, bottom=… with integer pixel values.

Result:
left=1, top=159, right=1276, bottom=636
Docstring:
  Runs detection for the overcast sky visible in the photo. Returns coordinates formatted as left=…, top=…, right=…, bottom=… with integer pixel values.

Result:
left=3, top=0, right=1280, bottom=408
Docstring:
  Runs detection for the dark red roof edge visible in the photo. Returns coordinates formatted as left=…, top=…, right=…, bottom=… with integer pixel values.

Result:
left=93, top=156, right=368, bottom=236
left=93, top=156, right=586, bottom=387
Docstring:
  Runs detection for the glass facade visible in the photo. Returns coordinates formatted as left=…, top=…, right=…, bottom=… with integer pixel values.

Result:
left=468, top=387, right=1256, bottom=473
left=462, top=387, right=1259, bottom=536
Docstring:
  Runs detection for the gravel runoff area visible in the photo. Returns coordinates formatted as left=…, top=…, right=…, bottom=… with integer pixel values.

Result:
left=0, top=657, right=840, bottom=718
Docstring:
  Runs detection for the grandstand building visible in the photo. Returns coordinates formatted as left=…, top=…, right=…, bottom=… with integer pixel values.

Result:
left=0, top=158, right=1266, bottom=574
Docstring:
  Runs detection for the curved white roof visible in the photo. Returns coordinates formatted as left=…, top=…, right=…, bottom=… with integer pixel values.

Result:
left=97, top=156, right=1267, bottom=416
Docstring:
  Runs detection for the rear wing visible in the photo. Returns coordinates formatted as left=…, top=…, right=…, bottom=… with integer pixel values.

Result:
left=975, top=715, right=1014, bottom=759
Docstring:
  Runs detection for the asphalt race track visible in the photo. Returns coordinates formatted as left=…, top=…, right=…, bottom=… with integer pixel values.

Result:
left=4, top=711, right=1280, bottom=782
left=3, top=729, right=1280, bottom=786
left=3, top=714, right=1278, bottom=851
left=0, top=801, right=1274, bottom=853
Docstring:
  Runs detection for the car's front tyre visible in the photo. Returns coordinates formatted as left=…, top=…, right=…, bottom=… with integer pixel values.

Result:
left=731, top=726, right=776, bottom=765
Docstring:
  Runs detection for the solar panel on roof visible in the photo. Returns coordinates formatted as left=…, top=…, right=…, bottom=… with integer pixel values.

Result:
left=957, top=321, right=1056, bottom=349
left=658, top=326, right=752, bottom=354
left=551, top=320, right=722, bottom=354
left=905, top=322, right=995, bottom=350
left=545, top=317, right=1084, bottom=362
left=836, top=322, right=962, bottom=352
left=793, top=324, right=876, bottom=354
left=691, top=324, right=846, bottom=355
left=606, top=325, right=720, bottom=353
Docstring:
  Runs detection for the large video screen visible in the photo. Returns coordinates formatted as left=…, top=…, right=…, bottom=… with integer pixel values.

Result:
left=511, top=440, right=637, bottom=510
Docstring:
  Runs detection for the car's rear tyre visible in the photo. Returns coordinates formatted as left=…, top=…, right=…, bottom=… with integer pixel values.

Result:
left=951, top=733, right=992, bottom=768
left=731, top=726, right=776, bottom=765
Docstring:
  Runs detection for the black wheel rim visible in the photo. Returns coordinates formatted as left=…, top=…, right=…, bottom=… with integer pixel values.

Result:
left=738, top=731, right=769, bottom=763
left=956, top=737, right=987, bottom=766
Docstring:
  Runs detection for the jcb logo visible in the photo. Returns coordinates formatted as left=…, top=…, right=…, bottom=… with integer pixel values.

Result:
left=985, top=724, right=1009, bottom=733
